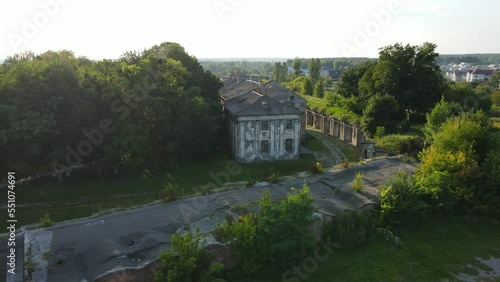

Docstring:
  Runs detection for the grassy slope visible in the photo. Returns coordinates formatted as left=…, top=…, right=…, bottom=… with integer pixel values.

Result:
left=261, top=217, right=500, bottom=282
left=12, top=154, right=314, bottom=229
left=302, top=95, right=361, bottom=125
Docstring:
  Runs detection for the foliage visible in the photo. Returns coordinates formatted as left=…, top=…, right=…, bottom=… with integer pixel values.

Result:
left=313, top=80, right=324, bottom=98
left=245, top=178, right=256, bottom=187
left=226, top=215, right=260, bottom=275
left=199, top=184, right=213, bottom=195
left=330, top=210, right=374, bottom=249
left=398, top=136, right=424, bottom=156
left=422, top=98, right=461, bottom=143
left=292, top=57, right=302, bottom=78
left=256, top=187, right=316, bottom=270
left=160, top=183, right=178, bottom=202
left=0, top=43, right=223, bottom=179
left=379, top=172, right=425, bottom=226
left=311, top=161, right=324, bottom=174
left=352, top=172, right=363, bottom=192
left=374, top=126, right=386, bottom=139
left=303, top=77, right=313, bottom=96
left=416, top=111, right=494, bottom=213
left=154, top=230, right=225, bottom=282
left=308, top=58, right=321, bottom=83
left=362, top=94, right=402, bottom=137
left=40, top=213, right=53, bottom=227
left=271, top=62, right=287, bottom=83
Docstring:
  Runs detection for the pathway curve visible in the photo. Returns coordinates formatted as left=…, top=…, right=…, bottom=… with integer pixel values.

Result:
left=307, top=129, right=347, bottom=165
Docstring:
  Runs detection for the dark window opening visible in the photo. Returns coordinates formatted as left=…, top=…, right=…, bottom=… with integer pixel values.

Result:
left=285, top=139, right=293, bottom=152
left=261, top=121, right=269, bottom=131
left=261, top=140, right=269, bottom=153
left=286, top=120, right=293, bottom=130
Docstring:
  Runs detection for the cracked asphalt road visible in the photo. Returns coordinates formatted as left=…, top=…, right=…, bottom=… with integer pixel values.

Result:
left=12, top=157, right=416, bottom=282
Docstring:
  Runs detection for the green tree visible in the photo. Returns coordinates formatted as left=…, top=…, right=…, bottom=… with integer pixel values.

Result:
left=154, top=230, right=225, bottom=282
left=292, top=57, right=302, bottom=78
left=256, top=186, right=316, bottom=270
left=422, top=98, right=461, bottom=143
left=371, top=42, right=445, bottom=119
left=313, top=80, right=324, bottom=98
left=302, top=77, right=314, bottom=96
left=361, top=94, right=402, bottom=137
left=308, top=58, right=321, bottom=83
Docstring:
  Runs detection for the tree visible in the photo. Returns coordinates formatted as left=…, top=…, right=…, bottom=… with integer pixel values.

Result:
left=302, top=77, right=313, bottom=96
left=154, top=230, right=225, bottom=282
left=256, top=186, right=316, bottom=270
left=308, top=58, right=321, bottom=83
left=272, top=62, right=287, bottom=83
left=313, top=80, right=324, bottom=98
left=422, top=98, right=461, bottom=143
left=371, top=42, right=445, bottom=119
left=292, top=57, right=302, bottom=78
left=361, top=94, right=402, bottom=137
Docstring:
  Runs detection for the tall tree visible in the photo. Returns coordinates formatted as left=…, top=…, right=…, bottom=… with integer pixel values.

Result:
left=292, top=57, right=302, bottom=78
left=308, top=58, right=321, bottom=83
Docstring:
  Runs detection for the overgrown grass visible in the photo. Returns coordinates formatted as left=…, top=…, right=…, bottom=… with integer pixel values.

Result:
left=10, top=154, right=314, bottom=230
left=303, top=132, right=329, bottom=153
left=259, top=217, right=500, bottom=281
left=302, top=95, right=361, bottom=125
left=375, top=123, right=425, bottom=153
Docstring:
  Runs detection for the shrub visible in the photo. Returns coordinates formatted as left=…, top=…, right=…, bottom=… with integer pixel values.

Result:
left=230, top=205, right=249, bottom=216
left=246, top=178, right=256, bottom=187
left=199, top=184, right=213, bottom=195
left=398, top=136, right=424, bottom=156
left=380, top=172, right=425, bottom=226
left=342, top=158, right=349, bottom=168
left=352, top=172, right=363, bottom=193
left=311, top=161, right=324, bottom=174
left=40, top=213, right=53, bottom=227
left=159, top=183, right=177, bottom=202
left=331, top=210, right=373, bottom=249
left=154, top=230, right=225, bottom=282
left=374, top=126, right=386, bottom=139
left=266, top=173, right=277, bottom=184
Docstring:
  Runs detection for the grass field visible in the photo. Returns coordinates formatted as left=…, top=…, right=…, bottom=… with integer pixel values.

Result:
left=259, top=217, right=500, bottom=282
left=375, top=123, right=425, bottom=153
left=303, top=131, right=330, bottom=153
left=10, top=154, right=314, bottom=229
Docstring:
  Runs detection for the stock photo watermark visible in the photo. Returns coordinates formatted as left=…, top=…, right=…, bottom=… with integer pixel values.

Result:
left=213, top=0, right=244, bottom=21
left=7, top=0, right=70, bottom=53
left=340, top=0, right=402, bottom=57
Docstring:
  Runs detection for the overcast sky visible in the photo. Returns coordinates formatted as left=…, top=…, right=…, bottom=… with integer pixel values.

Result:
left=1, top=0, right=499, bottom=60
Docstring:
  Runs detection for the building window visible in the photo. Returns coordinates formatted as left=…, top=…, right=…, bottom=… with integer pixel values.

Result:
left=286, top=120, right=293, bottom=130
left=285, top=139, right=293, bottom=152
left=261, top=140, right=269, bottom=153
left=261, top=121, right=269, bottom=131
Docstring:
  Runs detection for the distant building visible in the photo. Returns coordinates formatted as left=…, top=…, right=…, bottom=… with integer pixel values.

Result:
left=220, top=78, right=306, bottom=163
left=446, top=70, right=467, bottom=82
left=466, top=69, right=495, bottom=83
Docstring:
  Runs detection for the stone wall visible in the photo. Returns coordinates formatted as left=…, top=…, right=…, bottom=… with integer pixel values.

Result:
left=306, top=109, right=366, bottom=147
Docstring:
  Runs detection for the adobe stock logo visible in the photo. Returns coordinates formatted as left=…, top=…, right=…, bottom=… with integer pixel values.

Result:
left=213, top=0, right=244, bottom=21
left=7, top=0, right=70, bottom=53
left=340, top=0, right=402, bottom=56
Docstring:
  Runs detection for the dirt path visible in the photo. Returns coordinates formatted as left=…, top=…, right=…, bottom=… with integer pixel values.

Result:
left=307, top=130, right=347, bottom=165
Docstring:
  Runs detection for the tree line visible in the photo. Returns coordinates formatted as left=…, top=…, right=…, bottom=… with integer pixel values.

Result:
left=0, top=42, right=223, bottom=181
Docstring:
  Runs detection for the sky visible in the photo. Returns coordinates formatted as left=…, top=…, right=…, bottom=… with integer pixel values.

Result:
left=1, top=0, right=499, bottom=60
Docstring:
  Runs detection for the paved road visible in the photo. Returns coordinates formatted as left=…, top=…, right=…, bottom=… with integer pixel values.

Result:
left=5, top=157, right=417, bottom=282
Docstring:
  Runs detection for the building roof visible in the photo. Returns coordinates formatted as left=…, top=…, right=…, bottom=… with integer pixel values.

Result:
left=471, top=69, right=495, bottom=75
left=220, top=79, right=261, bottom=100
left=260, top=80, right=306, bottom=103
left=224, top=91, right=303, bottom=117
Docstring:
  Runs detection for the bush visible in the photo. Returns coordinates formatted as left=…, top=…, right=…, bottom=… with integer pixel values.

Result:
left=342, top=158, right=349, bottom=168
left=352, top=172, right=363, bottom=192
left=311, top=161, right=324, bottom=174
left=154, top=230, right=225, bottom=282
left=331, top=210, right=373, bottom=249
left=159, top=183, right=177, bottom=202
left=374, top=126, right=386, bottom=139
left=380, top=172, right=425, bottom=226
left=245, top=178, right=256, bottom=187
left=40, top=213, right=53, bottom=227
left=199, top=184, right=213, bottom=195
left=398, top=136, right=424, bottom=156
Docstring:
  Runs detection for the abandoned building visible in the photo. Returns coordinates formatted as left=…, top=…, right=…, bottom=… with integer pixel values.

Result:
left=220, top=77, right=306, bottom=163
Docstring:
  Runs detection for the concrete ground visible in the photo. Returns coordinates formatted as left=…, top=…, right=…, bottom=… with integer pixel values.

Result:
left=11, top=157, right=416, bottom=282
